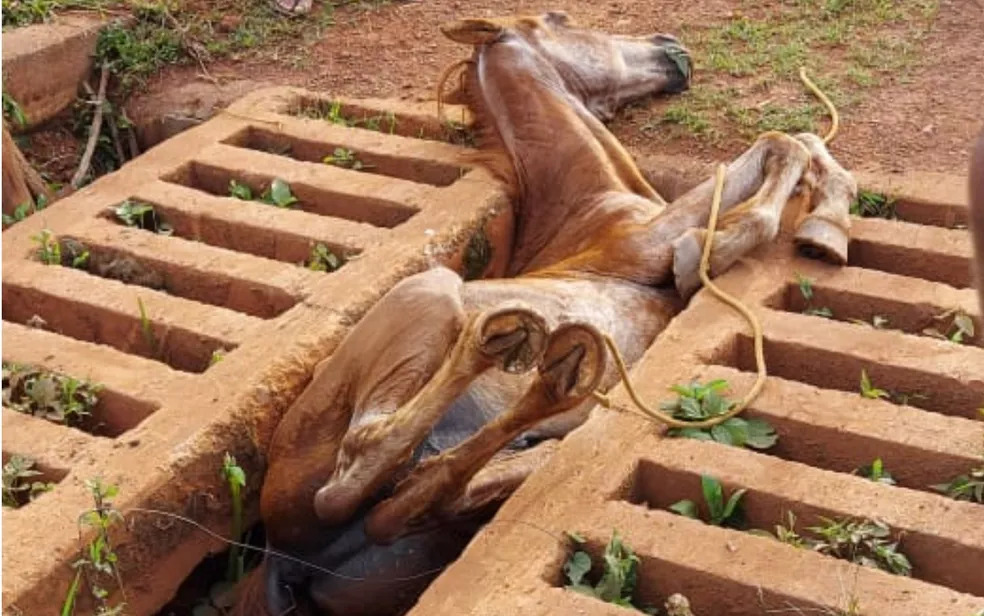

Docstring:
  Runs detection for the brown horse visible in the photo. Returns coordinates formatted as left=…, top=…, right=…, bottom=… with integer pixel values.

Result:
left=970, top=126, right=984, bottom=315
left=235, top=12, right=855, bottom=615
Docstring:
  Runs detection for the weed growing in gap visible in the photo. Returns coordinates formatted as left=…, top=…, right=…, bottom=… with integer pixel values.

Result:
left=3, top=193, right=49, bottom=227
left=923, top=308, right=975, bottom=344
left=753, top=513, right=912, bottom=576
left=2, top=455, right=53, bottom=508
left=136, top=297, right=161, bottom=359
left=113, top=199, right=173, bottom=235
left=564, top=530, right=655, bottom=613
left=228, top=178, right=298, bottom=208
left=932, top=459, right=984, bottom=503
left=661, top=380, right=777, bottom=450
left=222, top=453, right=247, bottom=583
left=2, top=361, right=102, bottom=427
left=208, top=348, right=227, bottom=367
left=853, top=458, right=896, bottom=486
left=795, top=273, right=833, bottom=318
left=748, top=511, right=807, bottom=548
left=668, top=474, right=747, bottom=528
left=809, top=518, right=912, bottom=576
left=305, top=243, right=344, bottom=272
left=851, top=190, right=896, bottom=219
left=859, top=369, right=888, bottom=400
left=295, top=99, right=397, bottom=134
left=32, top=229, right=62, bottom=264
left=323, top=147, right=371, bottom=170
left=30, top=229, right=89, bottom=268
left=62, top=478, right=126, bottom=615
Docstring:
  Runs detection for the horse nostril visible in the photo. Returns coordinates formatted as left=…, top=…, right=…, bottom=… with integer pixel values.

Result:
left=664, top=43, right=692, bottom=91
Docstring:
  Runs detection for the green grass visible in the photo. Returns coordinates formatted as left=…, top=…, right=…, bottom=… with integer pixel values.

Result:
left=1, top=0, right=108, bottom=28
left=650, top=0, right=939, bottom=141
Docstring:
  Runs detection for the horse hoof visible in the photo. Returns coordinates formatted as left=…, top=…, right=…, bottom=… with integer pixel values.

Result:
left=539, top=323, right=606, bottom=401
left=794, top=216, right=848, bottom=265
left=477, top=305, right=548, bottom=374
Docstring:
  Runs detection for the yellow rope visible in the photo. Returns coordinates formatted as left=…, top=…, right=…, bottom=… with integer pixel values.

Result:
left=592, top=67, right=838, bottom=428
left=436, top=58, right=473, bottom=128
left=799, top=67, right=839, bottom=144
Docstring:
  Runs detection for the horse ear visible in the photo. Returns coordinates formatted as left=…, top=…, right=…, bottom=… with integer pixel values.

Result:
left=440, top=18, right=505, bottom=45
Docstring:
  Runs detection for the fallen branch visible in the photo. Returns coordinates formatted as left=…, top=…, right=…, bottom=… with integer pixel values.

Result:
left=70, top=62, right=111, bottom=189
left=83, top=80, right=127, bottom=167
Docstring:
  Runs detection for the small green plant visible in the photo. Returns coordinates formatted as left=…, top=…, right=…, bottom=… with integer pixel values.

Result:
left=361, top=111, right=397, bottom=134
left=228, top=179, right=254, bottom=201
left=564, top=530, right=654, bottom=613
left=851, top=190, right=896, bottom=219
left=96, top=13, right=182, bottom=91
left=753, top=513, right=912, bottom=576
left=2, top=362, right=102, bottom=427
left=323, top=147, right=371, bottom=170
left=29, top=229, right=89, bottom=268
left=932, top=463, right=984, bottom=503
left=113, top=199, right=173, bottom=235
left=2, top=455, right=53, bottom=508
left=859, top=369, right=889, bottom=400
left=208, top=348, right=227, bottom=367
left=228, top=178, right=298, bottom=208
left=221, top=453, right=247, bottom=583
left=3, top=90, right=28, bottom=127
left=668, top=474, right=747, bottom=528
left=3, top=193, right=49, bottom=227
left=305, top=243, right=343, bottom=272
left=661, top=380, right=777, bottom=450
left=32, top=228, right=62, bottom=264
left=808, top=517, right=912, bottom=576
left=795, top=273, right=833, bottom=318
left=136, top=297, right=160, bottom=358
left=755, top=511, right=808, bottom=548
left=63, top=478, right=126, bottom=616
left=853, top=458, right=897, bottom=486
left=922, top=308, right=975, bottom=344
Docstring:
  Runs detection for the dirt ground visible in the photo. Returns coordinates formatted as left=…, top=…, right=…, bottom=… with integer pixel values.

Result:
left=125, top=0, right=984, bottom=177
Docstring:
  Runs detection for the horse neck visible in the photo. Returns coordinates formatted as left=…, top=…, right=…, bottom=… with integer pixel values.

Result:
left=467, top=41, right=629, bottom=274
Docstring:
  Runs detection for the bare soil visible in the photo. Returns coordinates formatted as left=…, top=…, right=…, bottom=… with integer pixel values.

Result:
left=125, top=0, right=984, bottom=177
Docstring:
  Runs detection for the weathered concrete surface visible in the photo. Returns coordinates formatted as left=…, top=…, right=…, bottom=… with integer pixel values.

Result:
left=409, top=173, right=984, bottom=615
left=1, top=86, right=507, bottom=615
left=2, top=14, right=109, bottom=130
left=125, top=79, right=273, bottom=150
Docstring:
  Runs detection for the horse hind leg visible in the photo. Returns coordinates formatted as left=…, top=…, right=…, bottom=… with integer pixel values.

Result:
left=363, top=322, right=607, bottom=544
left=314, top=302, right=550, bottom=527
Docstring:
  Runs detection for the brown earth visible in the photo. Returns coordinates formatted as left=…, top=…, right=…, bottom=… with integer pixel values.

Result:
left=123, top=0, right=984, bottom=177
